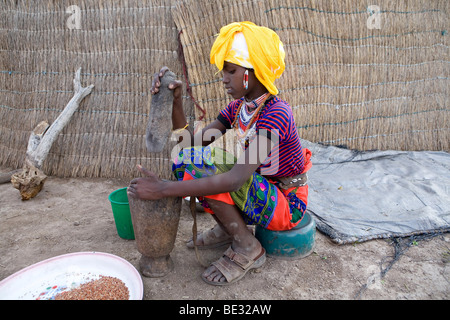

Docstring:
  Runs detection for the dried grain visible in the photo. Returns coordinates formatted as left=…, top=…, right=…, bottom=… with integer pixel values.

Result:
left=54, top=275, right=129, bottom=300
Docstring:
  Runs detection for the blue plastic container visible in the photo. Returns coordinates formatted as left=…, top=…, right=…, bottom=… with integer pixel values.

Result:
left=255, top=212, right=316, bottom=259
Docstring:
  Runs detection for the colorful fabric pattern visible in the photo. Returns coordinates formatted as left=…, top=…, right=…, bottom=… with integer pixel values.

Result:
left=172, top=146, right=308, bottom=230
left=230, top=170, right=279, bottom=227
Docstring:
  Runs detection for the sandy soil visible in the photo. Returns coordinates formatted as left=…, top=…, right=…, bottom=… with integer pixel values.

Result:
left=0, top=173, right=448, bottom=301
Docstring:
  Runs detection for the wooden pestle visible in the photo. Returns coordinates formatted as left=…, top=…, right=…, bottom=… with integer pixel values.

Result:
left=145, top=70, right=176, bottom=153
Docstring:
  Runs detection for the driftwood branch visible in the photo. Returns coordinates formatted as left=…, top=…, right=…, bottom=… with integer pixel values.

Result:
left=28, top=68, right=94, bottom=168
left=11, top=68, right=93, bottom=200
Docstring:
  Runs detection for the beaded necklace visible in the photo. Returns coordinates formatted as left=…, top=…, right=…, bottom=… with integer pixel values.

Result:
left=232, top=92, right=271, bottom=148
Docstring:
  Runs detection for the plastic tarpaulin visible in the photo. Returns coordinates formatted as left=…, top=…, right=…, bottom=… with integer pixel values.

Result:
left=303, top=140, right=450, bottom=244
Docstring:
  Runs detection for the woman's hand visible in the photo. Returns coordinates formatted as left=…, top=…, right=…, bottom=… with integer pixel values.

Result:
left=151, top=66, right=183, bottom=100
left=127, top=165, right=166, bottom=200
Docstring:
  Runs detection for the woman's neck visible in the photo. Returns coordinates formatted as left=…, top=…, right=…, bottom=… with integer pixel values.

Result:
left=244, top=84, right=269, bottom=102
left=244, top=92, right=270, bottom=112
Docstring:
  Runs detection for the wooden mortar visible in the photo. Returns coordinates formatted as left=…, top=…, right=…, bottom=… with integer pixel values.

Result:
left=129, top=195, right=182, bottom=277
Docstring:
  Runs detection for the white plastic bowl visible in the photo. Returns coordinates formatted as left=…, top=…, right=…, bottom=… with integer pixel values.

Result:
left=0, top=252, right=143, bottom=300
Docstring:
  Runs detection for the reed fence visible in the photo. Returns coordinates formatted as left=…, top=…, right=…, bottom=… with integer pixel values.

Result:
left=0, top=0, right=448, bottom=179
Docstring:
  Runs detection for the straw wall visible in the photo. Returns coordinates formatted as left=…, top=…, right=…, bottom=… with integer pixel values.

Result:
left=174, top=0, right=449, bottom=152
left=0, top=0, right=448, bottom=179
left=0, top=0, right=193, bottom=179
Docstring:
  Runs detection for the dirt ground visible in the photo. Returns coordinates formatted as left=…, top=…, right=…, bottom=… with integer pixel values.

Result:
left=0, top=172, right=448, bottom=301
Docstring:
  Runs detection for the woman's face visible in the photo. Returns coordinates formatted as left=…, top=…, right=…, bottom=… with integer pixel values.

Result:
left=222, top=62, right=248, bottom=99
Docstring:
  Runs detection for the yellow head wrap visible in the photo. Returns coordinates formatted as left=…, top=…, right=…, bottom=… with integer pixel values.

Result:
left=210, top=21, right=285, bottom=95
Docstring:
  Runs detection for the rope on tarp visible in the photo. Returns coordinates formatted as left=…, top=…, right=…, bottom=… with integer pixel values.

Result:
left=353, top=231, right=448, bottom=299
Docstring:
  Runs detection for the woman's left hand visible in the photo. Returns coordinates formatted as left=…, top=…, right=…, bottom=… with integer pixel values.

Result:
left=127, top=165, right=165, bottom=200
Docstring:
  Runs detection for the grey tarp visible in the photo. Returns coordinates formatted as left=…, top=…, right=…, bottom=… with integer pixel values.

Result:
left=302, top=140, right=450, bottom=244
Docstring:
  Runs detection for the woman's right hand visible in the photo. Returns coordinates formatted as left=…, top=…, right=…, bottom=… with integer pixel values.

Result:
left=128, top=165, right=166, bottom=200
left=151, top=66, right=183, bottom=101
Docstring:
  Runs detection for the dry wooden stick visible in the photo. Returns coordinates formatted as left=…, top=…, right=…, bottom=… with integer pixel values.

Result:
left=11, top=68, right=94, bottom=200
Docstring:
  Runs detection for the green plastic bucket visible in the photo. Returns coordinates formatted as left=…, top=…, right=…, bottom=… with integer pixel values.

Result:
left=108, top=187, right=135, bottom=240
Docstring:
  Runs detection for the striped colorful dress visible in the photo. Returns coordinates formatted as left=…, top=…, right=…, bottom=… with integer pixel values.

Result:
left=172, top=96, right=311, bottom=231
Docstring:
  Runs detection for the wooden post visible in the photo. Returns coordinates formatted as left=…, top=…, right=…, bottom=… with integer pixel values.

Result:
left=11, top=68, right=94, bottom=200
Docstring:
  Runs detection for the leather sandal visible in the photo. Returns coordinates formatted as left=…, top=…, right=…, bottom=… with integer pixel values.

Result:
left=201, top=246, right=266, bottom=286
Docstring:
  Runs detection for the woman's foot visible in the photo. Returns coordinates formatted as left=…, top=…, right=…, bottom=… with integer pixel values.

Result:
left=201, top=243, right=266, bottom=285
left=199, top=199, right=264, bottom=284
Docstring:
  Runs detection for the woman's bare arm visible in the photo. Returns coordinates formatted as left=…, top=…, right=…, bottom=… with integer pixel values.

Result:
left=128, top=134, right=275, bottom=200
